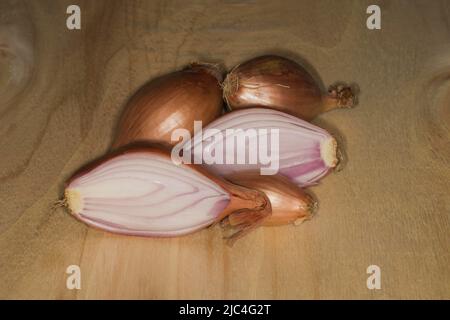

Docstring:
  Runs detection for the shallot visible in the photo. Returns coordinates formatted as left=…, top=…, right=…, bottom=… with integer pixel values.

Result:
left=63, top=144, right=271, bottom=243
left=223, top=55, right=355, bottom=121
left=226, top=172, right=317, bottom=227
left=180, top=108, right=339, bottom=186
left=113, top=63, right=223, bottom=148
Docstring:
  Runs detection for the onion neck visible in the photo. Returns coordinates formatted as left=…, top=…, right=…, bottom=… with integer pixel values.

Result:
left=222, top=72, right=239, bottom=104
left=188, top=62, right=223, bottom=83
left=218, top=182, right=272, bottom=245
left=304, top=194, right=318, bottom=218
left=322, top=85, right=355, bottom=112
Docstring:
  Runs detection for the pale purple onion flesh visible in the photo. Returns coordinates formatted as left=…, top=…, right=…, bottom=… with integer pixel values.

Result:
left=182, top=108, right=337, bottom=186
left=65, top=152, right=230, bottom=236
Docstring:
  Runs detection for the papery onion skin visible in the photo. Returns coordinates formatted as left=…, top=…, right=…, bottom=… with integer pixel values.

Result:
left=223, top=55, right=355, bottom=121
left=225, top=172, right=316, bottom=226
left=112, top=63, right=224, bottom=149
left=183, top=108, right=338, bottom=186
left=64, top=143, right=271, bottom=243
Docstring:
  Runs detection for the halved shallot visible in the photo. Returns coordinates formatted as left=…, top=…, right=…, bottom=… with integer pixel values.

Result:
left=62, top=145, right=271, bottom=243
left=181, top=108, right=339, bottom=186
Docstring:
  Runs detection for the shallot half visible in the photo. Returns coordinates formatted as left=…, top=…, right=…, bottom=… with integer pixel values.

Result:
left=223, top=55, right=355, bottom=121
left=62, top=144, right=271, bottom=244
left=113, top=63, right=223, bottom=148
left=180, top=108, right=339, bottom=186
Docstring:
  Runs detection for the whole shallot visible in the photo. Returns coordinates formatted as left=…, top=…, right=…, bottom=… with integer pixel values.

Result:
left=223, top=55, right=355, bottom=121
left=226, top=172, right=317, bottom=227
left=113, top=63, right=223, bottom=148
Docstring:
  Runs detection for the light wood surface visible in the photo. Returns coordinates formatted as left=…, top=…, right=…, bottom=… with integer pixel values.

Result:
left=0, top=0, right=449, bottom=299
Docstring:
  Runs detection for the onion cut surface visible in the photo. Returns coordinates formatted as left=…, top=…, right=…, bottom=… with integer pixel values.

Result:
left=183, top=108, right=338, bottom=186
left=64, top=146, right=270, bottom=242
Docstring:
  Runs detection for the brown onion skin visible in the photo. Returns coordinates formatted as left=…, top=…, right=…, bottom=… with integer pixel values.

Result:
left=65, top=142, right=271, bottom=244
left=223, top=55, right=354, bottom=121
left=225, top=172, right=316, bottom=226
left=112, top=63, right=224, bottom=149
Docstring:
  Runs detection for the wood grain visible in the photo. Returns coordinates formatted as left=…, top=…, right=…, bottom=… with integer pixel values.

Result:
left=0, top=0, right=449, bottom=299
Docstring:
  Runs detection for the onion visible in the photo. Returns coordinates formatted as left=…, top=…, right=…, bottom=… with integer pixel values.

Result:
left=222, top=55, right=355, bottom=121
left=225, top=172, right=317, bottom=227
left=62, top=144, right=271, bottom=244
left=112, top=63, right=224, bottom=148
left=182, top=108, right=338, bottom=186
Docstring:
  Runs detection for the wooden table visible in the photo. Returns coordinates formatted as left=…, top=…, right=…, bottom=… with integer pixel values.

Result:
left=1, top=0, right=449, bottom=299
